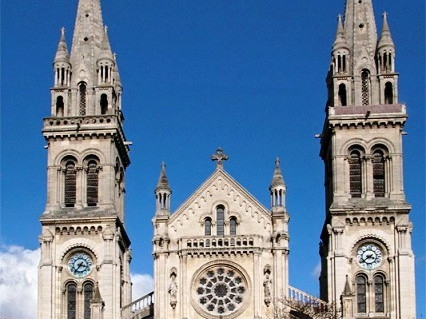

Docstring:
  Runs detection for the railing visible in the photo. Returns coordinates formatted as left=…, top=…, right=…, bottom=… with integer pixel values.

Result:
left=122, top=292, right=154, bottom=319
left=288, top=285, right=328, bottom=309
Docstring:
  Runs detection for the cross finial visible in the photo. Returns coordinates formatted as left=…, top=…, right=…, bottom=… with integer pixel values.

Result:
left=211, top=147, right=229, bottom=170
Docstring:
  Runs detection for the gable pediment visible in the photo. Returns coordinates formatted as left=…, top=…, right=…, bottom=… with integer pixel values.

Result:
left=168, top=169, right=272, bottom=236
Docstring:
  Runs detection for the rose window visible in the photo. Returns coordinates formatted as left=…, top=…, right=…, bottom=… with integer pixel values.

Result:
left=195, top=266, right=247, bottom=316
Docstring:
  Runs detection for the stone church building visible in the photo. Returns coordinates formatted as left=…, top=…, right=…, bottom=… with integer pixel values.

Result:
left=37, top=0, right=416, bottom=318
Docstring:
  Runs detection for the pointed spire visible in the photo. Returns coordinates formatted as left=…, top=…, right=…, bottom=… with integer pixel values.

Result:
left=91, top=282, right=104, bottom=303
left=70, top=0, right=105, bottom=79
left=54, top=27, right=70, bottom=63
left=99, top=26, right=114, bottom=61
left=270, top=158, right=285, bottom=188
left=155, top=162, right=171, bottom=192
left=378, top=12, right=395, bottom=49
left=342, top=275, right=353, bottom=296
left=332, top=14, right=349, bottom=51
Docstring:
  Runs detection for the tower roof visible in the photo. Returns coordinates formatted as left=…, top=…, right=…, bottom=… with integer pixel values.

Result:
left=378, top=12, right=395, bottom=49
left=70, top=0, right=105, bottom=80
left=99, top=26, right=114, bottom=61
left=270, top=158, right=285, bottom=189
left=343, top=0, right=378, bottom=65
left=54, top=27, right=70, bottom=63
left=155, top=162, right=171, bottom=192
left=342, top=275, right=353, bottom=296
left=332, top=14, right=350, bottom=51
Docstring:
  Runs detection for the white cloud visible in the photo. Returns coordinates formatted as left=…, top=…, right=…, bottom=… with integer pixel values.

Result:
left=312, top=261, right=321, bottom=279
left=0, top=245, right=39, bottom=319
left=131, top=273, right=154, bottom=301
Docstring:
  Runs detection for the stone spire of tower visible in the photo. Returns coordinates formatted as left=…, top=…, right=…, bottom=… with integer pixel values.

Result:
left=378, top=12, right=395, bottom=50
left=70, top=0, right=105, bottom=81
left=343, top=0, right=378, bottom=65
left=270, top=158, right=286, bottom=209
left=342, top=275, right=353, bottom=296
left=99, top=26, right=114, bottom=61
left=333, top=15, right=350, bottom=52
left=155, top=163, right=172, bottom=215
left=156, top=162, right=171, bottom=192
left=270, top=158, right=285, bottom=189
left=54, top=27, right=70, bottom=63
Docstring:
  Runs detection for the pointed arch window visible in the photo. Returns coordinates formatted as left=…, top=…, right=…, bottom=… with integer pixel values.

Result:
left=384, top=82, right=393, bottom=104
left=349, top=149, right=362, bottom=197
left=79, top=82, right=87, bottom=115
left=86, top=160, right=99, bottom=206
left=216, top=206, right=225, bottom=236
left=372, top=149, right=386, bottom=197
left=84, top=282, right=94, bottom=319
left=56, top=96, right=64, bottom=117
left=64, top=160, right=77, bottom=207
left=67, top=283, right=77, bottom=319
left=204, top=218, right=212, bottom=236
left=361, top=70, right=370, bottom=106
left=356, top=275, right=367, bottom=313
left=338, top=83, right=347, bottom=106
left=374, top=275, right=385, bottom=313
left=230, top=217, right=237, bottom=236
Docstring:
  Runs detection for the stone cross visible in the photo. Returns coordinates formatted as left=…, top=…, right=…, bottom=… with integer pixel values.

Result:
left=211, top=147, right=229, bottom=169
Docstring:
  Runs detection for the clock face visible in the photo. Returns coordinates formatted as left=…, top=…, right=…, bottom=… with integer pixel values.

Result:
left=68, top=253, right=93, bottom=278
left=357, top=244, right=382, bottom=270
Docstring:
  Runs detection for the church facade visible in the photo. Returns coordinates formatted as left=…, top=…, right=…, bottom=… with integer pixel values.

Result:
left=37, top=1, right=416, bottom=319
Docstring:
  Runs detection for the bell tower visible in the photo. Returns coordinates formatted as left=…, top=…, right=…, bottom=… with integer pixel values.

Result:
left=320, top=1, right=416, bottom=318
left=38, top=1, right=131, bottom=319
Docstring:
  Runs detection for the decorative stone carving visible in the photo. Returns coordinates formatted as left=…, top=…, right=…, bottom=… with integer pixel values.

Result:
left=168, top=267, right=178, bottom=309
left=263, top=265, right=272, bottom=307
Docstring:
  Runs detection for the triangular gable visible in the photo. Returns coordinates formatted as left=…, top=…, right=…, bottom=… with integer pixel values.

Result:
left=169, top=169, right=271, bottom=230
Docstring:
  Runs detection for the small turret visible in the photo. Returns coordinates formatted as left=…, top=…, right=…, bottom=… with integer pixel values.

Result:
left=269, top=158, right=286, bottom=209
left=332, top=15, right=350, bottom=75
left=377, top=12, right=395, bottom=74
left=97, top=26, right=115, bottom=85
left=53, top=27, right=71, bottom=88
left=155, top=162, right=172, bottom=216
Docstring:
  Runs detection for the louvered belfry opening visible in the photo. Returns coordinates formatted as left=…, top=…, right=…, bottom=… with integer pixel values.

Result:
left=65, top=161, right=77, bottom=207
left=373, top=150, right=386, bottom=197
left=87, top=160, right=99, bottom=206
left=349, top=150, right=362, bottom=197
left=79, top=82, right=87, bottom=115
left=361, top=70, right=370, bottom=106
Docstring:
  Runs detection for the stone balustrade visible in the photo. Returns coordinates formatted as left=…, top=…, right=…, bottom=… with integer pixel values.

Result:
left=288, top=285, right=328, bottom=310
left=122, top=292, right=154, bottom=319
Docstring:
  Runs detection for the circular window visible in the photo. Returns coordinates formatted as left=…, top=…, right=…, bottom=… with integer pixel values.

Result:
left=192, top=263, right=250, bottom=318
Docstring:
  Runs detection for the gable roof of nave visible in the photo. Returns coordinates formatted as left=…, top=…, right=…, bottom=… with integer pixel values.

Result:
left=168, top=168, right=271, bottom=229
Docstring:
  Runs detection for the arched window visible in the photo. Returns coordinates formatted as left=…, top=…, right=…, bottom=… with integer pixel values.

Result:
left=361, top=70, right=370, bottom=106
left=86, top=160, right=99, bottom=206
left=79, top=82, right=87, bottom=115
left=67, top=283, right=77, bottom=319
left=338, top=83, right=347, bottom=106
left=342, top=55, right=346, bottom=72
left=349, top=149, right=362, bottom=197
left=64, top=161, right=77, bottom=207
left=338, top=55, right=342, bottom=73
left=230, top=217, right=237, bottom=236
left=372, top=149, right=385, bottom=197
left=374, top=275, right=385, bottom=313
left=56, top=96, right=64, bottom=117
left=100, top=94, right=108, bottom=114
left=356, top=275, right=367, bottom=313
left=205, top=218, right=212, bottom=236
left=216, top=206, right=225, bottom=236
left=84, top=282, right=94, bottom=319
left=384, top=82, right=393, bottom=104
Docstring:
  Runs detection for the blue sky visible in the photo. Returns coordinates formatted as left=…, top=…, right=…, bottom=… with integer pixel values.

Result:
left=1, top=0, right=424, bottom=317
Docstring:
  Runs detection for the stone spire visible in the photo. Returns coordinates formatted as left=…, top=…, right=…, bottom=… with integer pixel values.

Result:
left=343, top=0, right=378, bottom=65
left=378, top=12, right=395, bottom=50
left=70, top=0, right=105, bottom=81
left=54, top=27, right=70, bottom=63
left=332, top=15, right=349, bottom=52
left=270, top=158, right=285, bottom=189
left=155, top=163, right=172, bottom=215
left=156, top=162, right=171, bottom=192
left=342, top=275, right=353, bottom=296
left=270, top=158, right=286, bottom=209
left=99, top=26, right=114, bottom=61
left=91, top=282, right=104, bottom=303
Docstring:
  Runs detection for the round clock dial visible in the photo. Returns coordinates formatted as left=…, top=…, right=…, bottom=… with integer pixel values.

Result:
left=68, top=253, right=93, bottom=278
left=357, top=244, right=382, bottom=270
